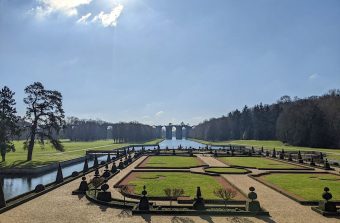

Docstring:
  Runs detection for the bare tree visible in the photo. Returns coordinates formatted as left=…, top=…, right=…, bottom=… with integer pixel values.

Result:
left=164, top=188, right=184, bottom=207
left=213, top=187, right=237, bottom=208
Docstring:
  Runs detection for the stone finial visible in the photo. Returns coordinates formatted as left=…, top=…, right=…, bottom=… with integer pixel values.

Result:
left=56, top=163, right=64, bottom=184
left=248, top=187, right=257, bottom=201
left=101, top=181, right=109, bottom=192
left=142, top=185, right=148, bottom=197
left=78, top=176, right=89, bottom=192
left=324, top=159, right=331, bottom=170
left=322, top=187, right=332, bottom=201
left=272, top=148, right=276, bottom=158
left=196, top=186, right=202, bottom=199
left=310, top=157, right=316, bottom=166
left=93, top=155, right=98, bottom=168
left=94, top=168, right=100, bottom=178
left=246, top=186, right=261, bottom=212
left=106, top=153, right=111, bottom=163
left=0, top=180, right=6, bottom=208
left=83, top=157, right=89, bottom=173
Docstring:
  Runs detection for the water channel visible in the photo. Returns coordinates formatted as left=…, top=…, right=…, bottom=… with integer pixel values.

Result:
left=1, top=138, right=205, bottom=201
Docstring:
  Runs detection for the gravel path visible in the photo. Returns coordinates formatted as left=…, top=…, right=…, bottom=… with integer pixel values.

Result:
left=1, top=155, right=338, bottom=223
left=196, top=155, right=228, bottom=167
left=0, top=156, right=263, bottom=223
left=222, top=174, right=339, bottom=223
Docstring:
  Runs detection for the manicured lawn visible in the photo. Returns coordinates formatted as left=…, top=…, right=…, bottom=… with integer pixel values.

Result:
left=1, top=139, right=162, bottom=168
left=192, top=139, right=340, bottom=161
left=143, top=156, right=201, bottom=168
left=127, top=172, right=229, bottom=199
left=205, top=167, right=248, bottom=174
left=219, top=157, right=301, bottom=169
left=262, top=173, right=340, bottom=201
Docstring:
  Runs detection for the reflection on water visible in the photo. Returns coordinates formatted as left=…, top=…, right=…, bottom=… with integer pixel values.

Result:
left=1, top=138, right=204, bottom=201
left=159, top=138, right=205, bottom=149
left=2, top=156, right=107, bottom=201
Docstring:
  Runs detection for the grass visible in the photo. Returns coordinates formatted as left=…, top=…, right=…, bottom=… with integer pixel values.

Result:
left=262, top=173, right=340, bottom=201
left=128, top=172, right=226, bottom=199
left=219, top=157, right=301, bottom=169
left=192, top=139, right=340, bottom=161
left=205, top=167, right=248, bottom=174
left=1, top=138, right=163, bottom=168
left=143, top=156, right=201, bottom=168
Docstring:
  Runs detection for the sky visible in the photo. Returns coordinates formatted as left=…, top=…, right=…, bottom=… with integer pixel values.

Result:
left=0, top=0, right=340, bottom=126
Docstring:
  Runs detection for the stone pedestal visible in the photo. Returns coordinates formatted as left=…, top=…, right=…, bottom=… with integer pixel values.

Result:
left=193, top=198, right=205, bottom=210
left=138, top=197, right=150, bottom=210
left=246, top=200, right=261, bottom=212
left=138, top=186, right=150, bottom=211
left=78, top=177, right=89, bottom=193
left=319, top=201, right=337, bottom=212
left=97, top=191, right=112, bottom=202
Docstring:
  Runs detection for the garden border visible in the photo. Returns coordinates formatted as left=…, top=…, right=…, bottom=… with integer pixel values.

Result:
left=249, top=171, right=340, bottom=206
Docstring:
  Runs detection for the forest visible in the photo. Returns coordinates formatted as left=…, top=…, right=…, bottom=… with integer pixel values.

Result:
left=189, top=90, right=340, bottom=149
left=62, top=117, right=157, bottom=143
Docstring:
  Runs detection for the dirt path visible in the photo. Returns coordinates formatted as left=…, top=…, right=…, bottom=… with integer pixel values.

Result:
left=222, top=174, right=339, bottom=223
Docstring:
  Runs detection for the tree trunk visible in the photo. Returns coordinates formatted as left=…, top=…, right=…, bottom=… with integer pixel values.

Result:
left=1, top=154, right=4, bottom=162
left=27, top=122, right=37, bottom=161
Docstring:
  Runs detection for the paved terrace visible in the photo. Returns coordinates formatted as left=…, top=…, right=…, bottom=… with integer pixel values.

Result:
left=1, top=155, right=339, bottom=223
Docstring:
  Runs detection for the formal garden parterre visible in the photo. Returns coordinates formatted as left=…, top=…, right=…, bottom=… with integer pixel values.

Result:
left=2, top=144, right=340, bottom=220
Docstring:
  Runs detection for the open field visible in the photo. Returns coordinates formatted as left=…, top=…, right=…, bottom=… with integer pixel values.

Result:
left=205, top=167, right=249, bottom=174
left=260, top=173, right=340, bottom=201
left=122, top=171, right=245, bottom=200
left=219, top=157, right=303, bottom=169
left=0, top=139, right=162, bottom=168
left=193, top=139, right=340, bottom=161
left=139, top=155, right=202, bottom=168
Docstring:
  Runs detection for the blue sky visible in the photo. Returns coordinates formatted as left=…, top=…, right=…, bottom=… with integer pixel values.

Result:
left=1, top=0, right=340, bottom=125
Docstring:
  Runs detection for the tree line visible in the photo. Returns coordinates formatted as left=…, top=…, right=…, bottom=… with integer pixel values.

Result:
left=63, top=117, right=157, bottom=142
left=189, top=90, right=340, bottom=149
left=0, top=82, right=157, bottom=162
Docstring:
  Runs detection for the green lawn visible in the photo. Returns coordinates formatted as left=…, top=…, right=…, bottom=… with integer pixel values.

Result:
left=1, top=139, right=163, bottom=168
left=127, top=172, right=227, bottom=199
left=219, top=157, right=301, bottom=169
left=192, top=139, right=340, bottom=161
left=262, top=173, right=340, bottom=201
left=143, top=156, right=201, bottom=168
left=205, top=167, right=248, bottom=174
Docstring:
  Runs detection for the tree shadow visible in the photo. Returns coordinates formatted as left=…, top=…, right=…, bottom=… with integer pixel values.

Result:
left=141, top=214, right=152, bottom=223
left=171, top=216, right=195, bottom=223
left=99, top=204, right=108, bottom=212
left=225, top=217, right=255, bottom=223
left=117, top=209, right=132, bottom=218
left=77, top=194, right=85, bottom=200
left=199, top=215, right=213, bottom=223
left=256, top=216, right=277, bottom=223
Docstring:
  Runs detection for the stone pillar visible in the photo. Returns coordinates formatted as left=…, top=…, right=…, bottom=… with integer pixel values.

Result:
left=184, top=126, right=192, bottom=139
left=165, top=125, right=172, bottom=140
left=175, top=126, right=183, bottom=139
left=155, top=125, right=163, bottom=138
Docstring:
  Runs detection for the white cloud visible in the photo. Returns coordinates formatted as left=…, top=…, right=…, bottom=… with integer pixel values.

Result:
left=155, top=111, right=164, bottom=117
left=77, top=12, right=92, bottom=24
left=309, top=73, right=319, bottom=80
left=92, top=4, right=124, bottom=27
left=34, top=0, right=92, bottom=17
